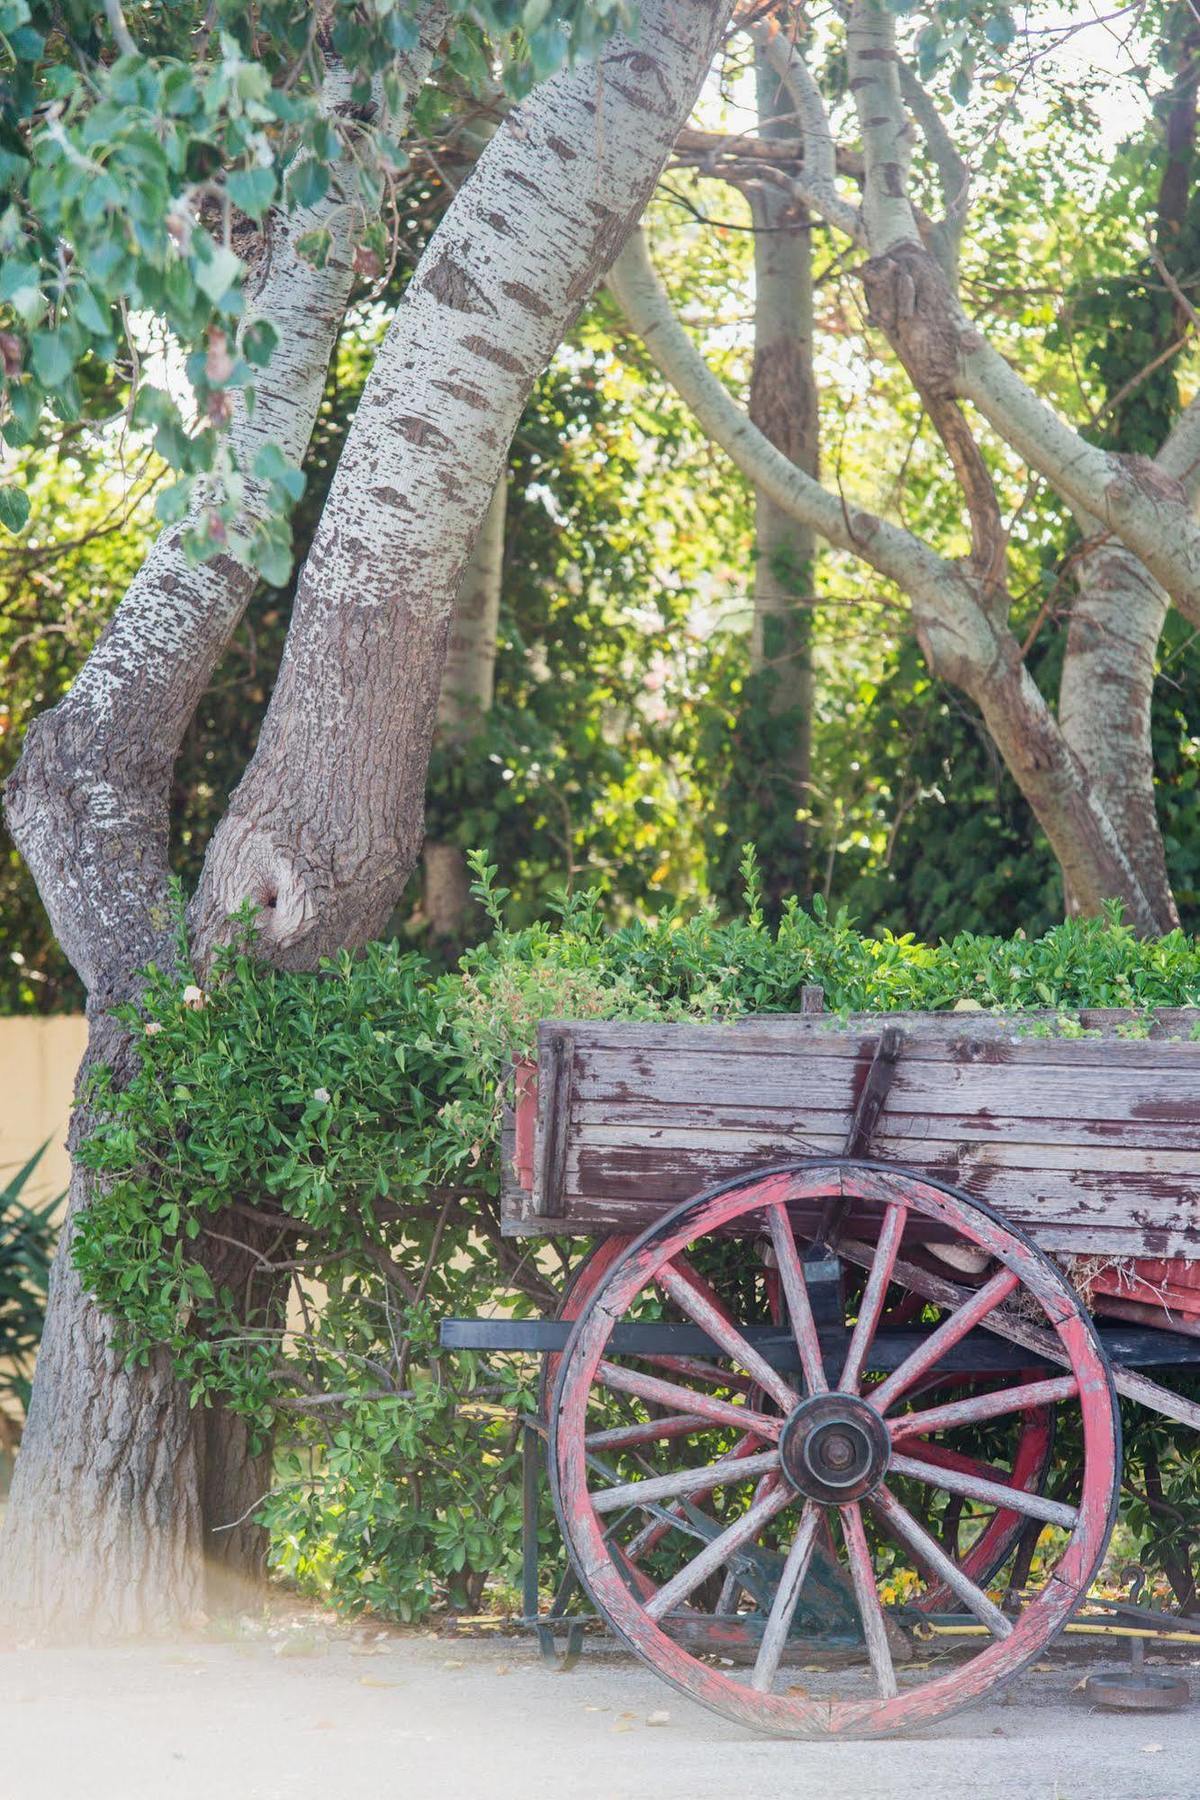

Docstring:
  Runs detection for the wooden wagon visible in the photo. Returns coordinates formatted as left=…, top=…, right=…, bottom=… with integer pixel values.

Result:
left=441, top=1006, right=1200, bottom=1738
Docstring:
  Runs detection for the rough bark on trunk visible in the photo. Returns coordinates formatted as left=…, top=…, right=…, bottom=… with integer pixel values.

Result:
left=0, top=1015, right=206, bottom=1641
left=424, top=475, right=507, bottom=944
left=192, top=0, right=734, bottom=969
left=2, top=0, right=732, bottom=1640
left=0, top=24, right=447, bottom=1638
left=1059, top=542, right=1178, bottom=930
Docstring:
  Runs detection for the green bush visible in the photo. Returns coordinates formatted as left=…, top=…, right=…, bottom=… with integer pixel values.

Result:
left=73, top=857, right=1200, bottom=1618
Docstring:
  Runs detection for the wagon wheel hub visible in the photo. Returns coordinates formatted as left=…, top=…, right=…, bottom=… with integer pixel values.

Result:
left=779, top=1392, right=890, bottom=1504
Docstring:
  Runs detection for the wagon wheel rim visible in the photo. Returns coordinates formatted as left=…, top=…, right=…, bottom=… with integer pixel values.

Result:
left=543, top=1238, right=761, bottom=1608
left=549, top=1159, right=1119, bottom=1740
left=903, top=1373, right=1056, bottom=1613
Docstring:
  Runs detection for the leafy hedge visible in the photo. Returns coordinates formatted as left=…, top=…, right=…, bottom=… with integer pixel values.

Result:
left=75, top=855, right=1200, bottom=1618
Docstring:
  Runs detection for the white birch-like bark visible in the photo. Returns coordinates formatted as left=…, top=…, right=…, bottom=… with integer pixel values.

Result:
left=750, top=18, right=864, bottom=243
left=610, top=230, right=1165, bottom=932
left=192, top=0, right=736, bottom=966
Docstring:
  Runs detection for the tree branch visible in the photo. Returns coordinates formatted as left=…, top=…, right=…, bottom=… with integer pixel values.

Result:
left=610, top=227, right=1163, bottom=933
left=190, top=0, right=735, bottom=969
left=845, top=0, right=921, bottom=253
left=104, top=0, right=137, bottom=57
left=897, top=61, right=969, bottom=276
left=748, top=16, right=865, bottom=241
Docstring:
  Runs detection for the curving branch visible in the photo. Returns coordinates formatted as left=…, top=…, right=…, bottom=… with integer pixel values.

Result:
left=897, top=62, right=969, bottom=276
left=749, top=17, right=864, bottom=241
left=609, top=228, right=1164, bottom=933
left=951, top=328, right=1200, bottom=628
left=608, top=230, right=981, bottom=651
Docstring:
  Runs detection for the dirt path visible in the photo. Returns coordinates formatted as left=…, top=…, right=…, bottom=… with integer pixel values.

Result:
left=4, top=1628, right=1197, bottom=1800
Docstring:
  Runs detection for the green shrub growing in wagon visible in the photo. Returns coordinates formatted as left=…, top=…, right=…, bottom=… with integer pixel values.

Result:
left=74, top=855, right=1200, bottom=1619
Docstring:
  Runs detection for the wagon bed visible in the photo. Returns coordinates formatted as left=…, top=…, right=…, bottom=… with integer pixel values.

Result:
left=504, top=1009, right=1200, bottom=1262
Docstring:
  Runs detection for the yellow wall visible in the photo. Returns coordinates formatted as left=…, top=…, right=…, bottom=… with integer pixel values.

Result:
left=0, top=1015, right=88, bottom=1210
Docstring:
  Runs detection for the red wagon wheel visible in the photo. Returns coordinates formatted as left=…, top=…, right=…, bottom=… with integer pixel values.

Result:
left=549, top=1159, right=1119, bottom=1739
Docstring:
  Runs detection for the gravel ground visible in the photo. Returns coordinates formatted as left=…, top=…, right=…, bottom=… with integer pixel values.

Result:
left=5, top=1626, right=1200, bottom=1800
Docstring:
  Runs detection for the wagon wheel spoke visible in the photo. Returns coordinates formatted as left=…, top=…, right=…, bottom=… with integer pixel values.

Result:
left=641, top=1354, right=751, bottom=1391
left=870, top=1485, right=1012, bottom=1638
left=899, top=1439, right=1030, bottom=1488
left=890, top=1451, right=1077, bottom=1528
left=750, top=1501, right=822, bottom=1691
left=585, top=1413, right=720, bottom=1452
left=591, top=1446, right=780, bottom=1516
left=838, top=1202, right=908, bottom=1393
left=657, top=1259, right=798, bottom=1413
left=870, top=1265, right=1021, bottom=1412
left=840, top=1501, right=897, bottom=1699
left=644, top=1481, right=795, bottom=1621
left=593, top=1357, right=783, bottom=1441
left=889, top=1375, right=1078, bottom=1442
left=620, top=1433, right=765, bottom=1561
left=767, top=1203, right=829, bottom=1395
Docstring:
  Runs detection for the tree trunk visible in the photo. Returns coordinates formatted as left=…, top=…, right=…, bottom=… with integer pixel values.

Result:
left=191, top=0, right=734, bottom=968
left=423, top=474, right=507, bottom=945
left=0, top=1015, right=205, bottom=1641
left=743, top=44, right=817, bottom=909
left=0, top=24, right=447, bottom=1638
left=2, top=0, right=732, bottom=1640
left=1059, top=541, right=1179, bottom=930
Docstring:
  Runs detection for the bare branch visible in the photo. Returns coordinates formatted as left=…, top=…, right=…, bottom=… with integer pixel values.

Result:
left=104, top=0, right=137, bottom=57
left=748, top=17, right=865, bottom=241
left=897, top=61, right=968, bottom=274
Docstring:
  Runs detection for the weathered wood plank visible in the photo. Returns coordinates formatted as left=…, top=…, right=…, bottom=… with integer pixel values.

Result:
left=574, top=1050, right=1200, bottom=1127
left=532, top=1028, right=574, bottom=1216
left=550, top=1012, right=1200, bottom=1057
left=501, top=1015, right=1200, bottom=1252
left=569, top=1123, right=1200, bottom=1176
left=570, top=1142, right=1200, bottom=1222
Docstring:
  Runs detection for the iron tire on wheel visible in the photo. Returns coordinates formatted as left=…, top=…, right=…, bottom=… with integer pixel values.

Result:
left=548, top=1158, right=1120, bottom=1740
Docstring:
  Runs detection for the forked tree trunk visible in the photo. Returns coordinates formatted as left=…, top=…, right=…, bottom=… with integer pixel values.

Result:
left=1, top=0, right=732, bottom=1640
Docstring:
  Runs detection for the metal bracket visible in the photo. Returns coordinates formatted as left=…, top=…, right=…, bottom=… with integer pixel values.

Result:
left=809, top=1028, right=905, bottom=1256
left=843, top=1026, right=905, bottom=1160
left=535, top=1619, right=585, bottom=1671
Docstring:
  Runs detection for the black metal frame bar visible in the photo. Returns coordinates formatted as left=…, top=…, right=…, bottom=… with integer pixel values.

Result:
left=440, top=1315, right=1200, bottom=1372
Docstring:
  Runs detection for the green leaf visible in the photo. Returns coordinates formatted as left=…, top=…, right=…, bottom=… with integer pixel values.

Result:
left=228, top=163, right=277, bottom=220
left=0, top=484, right=29, bottom=531
left=30, top=330, right=73, bottom=388
left=241, top=317, right=278, bottom=367
left=194, top=243, right=243, bottom=305
left=286, top=157, right=330, bottom=210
